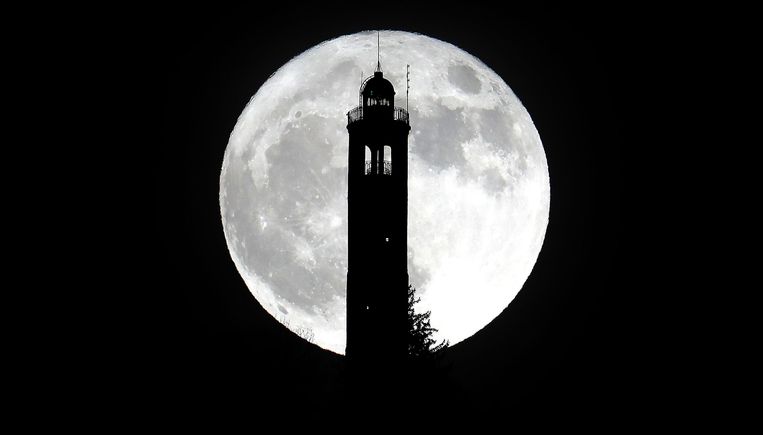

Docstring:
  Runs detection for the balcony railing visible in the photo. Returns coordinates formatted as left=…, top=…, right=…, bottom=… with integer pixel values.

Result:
left=347, top=106, right=409, bottom=125
left=365, top=160, right=392, bottom=176
left=393, top=107, right=409, bottom=124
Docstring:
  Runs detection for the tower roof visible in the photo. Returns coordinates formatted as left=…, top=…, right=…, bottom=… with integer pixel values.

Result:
left=361, top=71, right=395, bottom=98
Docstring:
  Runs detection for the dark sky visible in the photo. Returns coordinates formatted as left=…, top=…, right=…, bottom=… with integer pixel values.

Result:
left=105, top=3, right=676, bottom=426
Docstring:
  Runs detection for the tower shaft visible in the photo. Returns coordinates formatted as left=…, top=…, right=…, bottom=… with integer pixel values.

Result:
left=345, top=69, right=411, bottom=367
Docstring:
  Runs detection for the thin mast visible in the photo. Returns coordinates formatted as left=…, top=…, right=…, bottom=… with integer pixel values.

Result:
left=406, top=64, right=410, bottom=113
left=376, top=31, right=381, bottom=72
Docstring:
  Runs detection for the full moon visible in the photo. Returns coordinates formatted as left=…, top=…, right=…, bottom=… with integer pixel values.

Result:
left=220, top=31, right=549, bottom=354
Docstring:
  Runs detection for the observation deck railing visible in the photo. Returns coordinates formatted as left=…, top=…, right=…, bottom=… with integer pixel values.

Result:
left=347, top=106, right=409, bottom=125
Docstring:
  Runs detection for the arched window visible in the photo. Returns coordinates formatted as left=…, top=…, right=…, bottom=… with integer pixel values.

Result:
left=383, top=145, right=392, bottom=175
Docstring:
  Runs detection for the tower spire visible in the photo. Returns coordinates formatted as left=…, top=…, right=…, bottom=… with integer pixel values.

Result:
left=376, top=31, right=382, bottom=72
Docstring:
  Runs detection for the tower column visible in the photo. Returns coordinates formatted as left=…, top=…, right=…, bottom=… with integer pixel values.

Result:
left=370, top=145, right=377, bottom=175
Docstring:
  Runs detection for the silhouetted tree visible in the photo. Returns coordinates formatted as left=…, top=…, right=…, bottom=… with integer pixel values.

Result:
left=405, top=285, right=460, bottom=414
left=407, top=285, right=448, bottom=361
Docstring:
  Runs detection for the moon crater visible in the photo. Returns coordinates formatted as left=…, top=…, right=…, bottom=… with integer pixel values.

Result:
left=448, top=63, right=482, bottom=94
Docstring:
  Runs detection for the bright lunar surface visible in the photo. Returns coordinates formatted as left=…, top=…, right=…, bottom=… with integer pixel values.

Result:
left=220, top=31, right=550, bottom=354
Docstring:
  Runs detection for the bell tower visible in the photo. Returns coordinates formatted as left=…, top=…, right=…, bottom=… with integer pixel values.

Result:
left=345, top=47, right=411, bottom=366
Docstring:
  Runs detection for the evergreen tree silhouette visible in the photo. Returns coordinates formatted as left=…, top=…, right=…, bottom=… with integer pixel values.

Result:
left=407, top=285, right=448, bottom=363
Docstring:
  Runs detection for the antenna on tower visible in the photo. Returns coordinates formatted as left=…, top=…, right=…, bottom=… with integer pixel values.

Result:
left=376, top=31, right=381, bottom=72
left=406, top=64, right=410, bottom=114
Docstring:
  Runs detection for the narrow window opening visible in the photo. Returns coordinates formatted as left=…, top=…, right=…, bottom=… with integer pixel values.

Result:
left=383, top=145, right=392, bottom=175
left=364, top=146, right=372, bottom=175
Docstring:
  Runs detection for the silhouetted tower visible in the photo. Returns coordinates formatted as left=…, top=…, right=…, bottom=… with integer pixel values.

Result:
left=346, top=52, right=410, bottom=366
